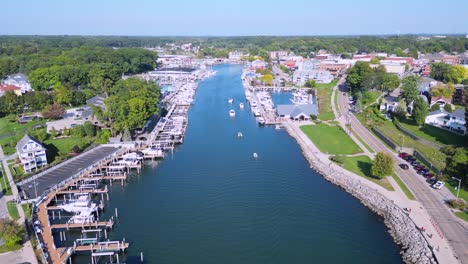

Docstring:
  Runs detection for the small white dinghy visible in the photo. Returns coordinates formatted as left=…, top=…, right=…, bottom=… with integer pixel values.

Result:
left=253, top=152, right=258, bottom=158
left=239, top=102, right=244, bottom=109
left=238, top=132, right=243, bottom=138
left=229, top=109, right=236, bottom=117
left=228, top=98, right=233, bottom=104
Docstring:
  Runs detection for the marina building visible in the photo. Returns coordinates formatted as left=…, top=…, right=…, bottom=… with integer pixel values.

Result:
left=293, top=70, right=333, bottom=85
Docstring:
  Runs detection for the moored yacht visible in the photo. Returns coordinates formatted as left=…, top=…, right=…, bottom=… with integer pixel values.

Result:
left=228, top=98, right=233, bottom=104
left=239, top=102, right=244, bottom=109
left=229, top=109, right=236, bottom=117
left=237, top=132, right=243, bottom=138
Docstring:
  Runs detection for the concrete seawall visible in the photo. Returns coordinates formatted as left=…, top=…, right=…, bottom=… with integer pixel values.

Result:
left=283, top=121, right=437, bottom=264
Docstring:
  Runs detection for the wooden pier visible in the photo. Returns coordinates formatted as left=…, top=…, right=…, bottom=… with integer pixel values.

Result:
left=50, top=219, right=114, bottom=230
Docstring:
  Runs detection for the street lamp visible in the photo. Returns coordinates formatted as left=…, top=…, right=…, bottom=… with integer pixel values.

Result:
left=452, top=177, right=462, bottom=200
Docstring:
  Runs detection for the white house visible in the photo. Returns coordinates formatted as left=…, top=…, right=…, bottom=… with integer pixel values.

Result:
left=3, top=73, right=33, bottom=94
left=16, top=135, right=48, bottom=173
left=277, top=104, right=318, bottom=120
left=424, top=109, right=466, bottom=135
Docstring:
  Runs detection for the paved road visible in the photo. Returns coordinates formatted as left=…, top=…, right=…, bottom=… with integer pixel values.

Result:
left=17, top=146, right=118, bottom=199
left=337, top=80, right=468, bottom=263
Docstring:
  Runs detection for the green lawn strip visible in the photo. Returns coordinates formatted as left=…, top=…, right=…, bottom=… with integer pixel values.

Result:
left=316, top=80, right=338, bottom=121
left=301, top=124, right=362, bottom=155
left=392, top=174, right=416, bottom=200
left=362, top=90, right=381, bottom=108
left=454, top=211, right=468, bottom=222
left=0, top=244, right=21, bottom=253
left=355, top=111, right=446, bottom=170
left=352, top=132, right=375, bottom=153
left=398, top=118, right=467, bottom=146
left=340, top=155, right=394, bottom=191
left=21, top=203, right=33, bottom=219
left=445, top=181, right=468, bottom=203
left=0, top=116, right=44, bottom=136
left=7, top=201, right=20, bottom=220
left=0, top=167, right=13, bottom=195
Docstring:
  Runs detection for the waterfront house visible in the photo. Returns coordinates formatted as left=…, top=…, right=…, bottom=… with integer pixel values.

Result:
left=2, top=73, right=33, bottom=94
left=16, top=134, right=48, bottom=173
left=277, top=104, right=318, bottom=120
left=0, top=84, right=22, bottom=96
left=424, top=109, right=466, bottom=135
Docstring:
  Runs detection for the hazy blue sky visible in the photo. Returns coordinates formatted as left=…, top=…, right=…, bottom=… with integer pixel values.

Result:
left=2, top=0, right=467, bottom=35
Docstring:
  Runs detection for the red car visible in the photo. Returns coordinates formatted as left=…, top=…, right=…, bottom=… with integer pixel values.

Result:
left=424, top=173, right=435, bottom=179
left=399, top=152, right=408, bottom=158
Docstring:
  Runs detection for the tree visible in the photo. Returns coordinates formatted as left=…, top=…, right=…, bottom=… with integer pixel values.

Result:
left=401, top=75, right=421, bottom=105
left=83, top=121, right=96, bottom=137
left=444, top=147, right=468, bottom=189
left=0, top=219, right=25, bottom=249
left=430, top=103, right=440, bottom=111
left=261, top=74, right=273, bottom=85
left=430, top=83, right=455, bottom=99
left=412, top=96, right=429, bottom=126
left=380, top=73, right=400, bottom=94
left=42, top=103, right=65, bottom=120
left=371, top=152, right=394, bottom=179
left=52, top=83, right=73, bottom=105
left=444, top=103, right=453, bottom=112
left=304, top=79, right=316, bottom=88
left=0, top=90, right=22, bottom=115
left=346, top=61, right=373, bottom=96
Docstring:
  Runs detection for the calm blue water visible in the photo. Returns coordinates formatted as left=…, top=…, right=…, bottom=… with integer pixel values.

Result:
left=76, top=65, right=402, bottom=264
left=271, top=92, right=292, bottom=105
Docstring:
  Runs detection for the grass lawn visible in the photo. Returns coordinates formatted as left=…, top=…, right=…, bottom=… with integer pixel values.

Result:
left=362, top=90, right=382, bottom=108
left=7, top=201, right=20, bottom=220
left=392, top=174, right=416, bottom=200
left=454, top=211, right=468, bottom=222
left=0, top=116, right=44, bottom=136
left=355, top=110, right=446, bottom=170
left=0, top=167, right=13, bottom=195
left=44, top=137, right=84, bottom=163
left=445, top=181, right=468, bottom=203
left=301, top=123, right=362, bottom=155
left=0, top=244, right=21, bottom=254
left=316, top=80, right=338, bottom=120
left=398, top=118, right=467, bottom=146
left=21, top=203, right=33, bottom=219
left=341, top=155, right=394, bottom=191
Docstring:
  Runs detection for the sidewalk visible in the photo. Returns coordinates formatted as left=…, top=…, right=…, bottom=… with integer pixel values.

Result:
left=0, top=146, right=37, bottom=264
left=285, top=120, right=459, bottom=264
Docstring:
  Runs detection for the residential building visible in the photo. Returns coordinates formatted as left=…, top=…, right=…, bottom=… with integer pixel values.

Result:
left=424, top=109, right=466, bottom=135
left=300, top=60, right=320, bottom=71
left=251, top=60, right=267, bottom=70
left=293, top=70, right=333, bottom=85
left=317, top=61, right=348, bottom=75
left=228, top=51, right=245, bottom=60
left=352, top=54, right=373, bottom=62
left=381, top=63, right=406, bottom=76
left=269, top=51, right=288, bottom=60
left=384, top=56, right=414, bottom=65
left=0, top=84, right=22, bottom=96
left=16, top=134, right=48, bottom=173
left=3, top=73, right=33, bottom=93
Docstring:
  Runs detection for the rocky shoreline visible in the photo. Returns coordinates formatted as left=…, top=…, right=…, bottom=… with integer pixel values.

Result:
left=284, top=123, right=437, bottom=264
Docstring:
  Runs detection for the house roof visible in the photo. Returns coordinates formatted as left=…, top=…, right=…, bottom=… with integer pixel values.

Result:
left=86, top=95, right=106, bottom=109
left=427, top=110, right=449, bottom=117
left=0, top=84, right=21, bottom=92
left=16, top=134, right=45, bottom=153
left=277, top=104, right=318, bottom=117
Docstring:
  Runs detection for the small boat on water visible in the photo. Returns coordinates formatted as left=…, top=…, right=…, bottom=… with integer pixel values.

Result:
left=253, top=152, right=258, bottom=158
left=239, top=103, right=244, bottom=109
left=275, top=124, right=282, bottom=130
left=237, top=132, right=243, bottom=138
left=228, top=98, right=233, bottom=104
left=257, top=116, right=265, bottom=125
left=229, top=109, right=236, bottom=117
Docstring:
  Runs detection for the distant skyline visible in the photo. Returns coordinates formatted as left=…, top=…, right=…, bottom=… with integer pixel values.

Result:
left=2, top=0, right=467, bottom=36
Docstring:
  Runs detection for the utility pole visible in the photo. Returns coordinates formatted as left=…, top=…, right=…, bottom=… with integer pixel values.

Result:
left=452, top=177, right=462, bottom=200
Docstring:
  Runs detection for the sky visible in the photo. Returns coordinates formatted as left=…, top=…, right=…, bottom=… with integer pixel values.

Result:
left=1, top=0, right=467, bottom=36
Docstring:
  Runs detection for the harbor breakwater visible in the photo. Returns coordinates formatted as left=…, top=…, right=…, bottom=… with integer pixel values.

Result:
left=284, top=122, right=437, bottom=264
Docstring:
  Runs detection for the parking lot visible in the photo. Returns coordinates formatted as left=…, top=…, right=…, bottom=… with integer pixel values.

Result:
left=18, top=146, right=119, bottom=199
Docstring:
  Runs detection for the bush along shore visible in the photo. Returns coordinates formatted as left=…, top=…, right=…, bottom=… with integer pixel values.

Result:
left=284, top=122, right=436, bottom=264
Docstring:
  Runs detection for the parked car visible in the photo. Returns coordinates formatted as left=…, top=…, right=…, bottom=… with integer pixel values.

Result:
left=410, top=160, right=420, bottom=166
left=427, top=178, right=437, bottom=185
left=432, top=181, right=445, bottom=189
left=399, top=152, right=408, bottom=158
left=414, top=165, right=425, bottom=171
left=399, top=164, right=409, bottom=170
left=424, top=172, right=435, bottom=179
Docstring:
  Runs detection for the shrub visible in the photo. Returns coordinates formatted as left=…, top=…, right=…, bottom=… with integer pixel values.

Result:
left=310, top=114, right=318, bottom=120
left=448, top=199, right=468, bottom=210
left=330, top=155, right=345, bottom=164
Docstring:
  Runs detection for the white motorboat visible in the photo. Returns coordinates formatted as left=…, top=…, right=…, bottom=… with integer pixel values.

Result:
left=239, top=103, right=244, bottom=109
left=258, top=117, right=265, bottom=125
left=229, top=110, right=236, bottom=117
left=58, top=195, right=98, bottom=214
left=253, top=153, right=258, bottom=158
left=228, top=98, right=233, bottom=104
left=238, top=132, right=243, bottom=138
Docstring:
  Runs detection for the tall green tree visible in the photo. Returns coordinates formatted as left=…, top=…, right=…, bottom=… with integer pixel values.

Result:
left=412, top=96, right=429, bottom=126
left=371, top=152, right=394, bottom=179
left=401, top=75, right=421, bottom=105
left=346, top=61, right=373, bottom=96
